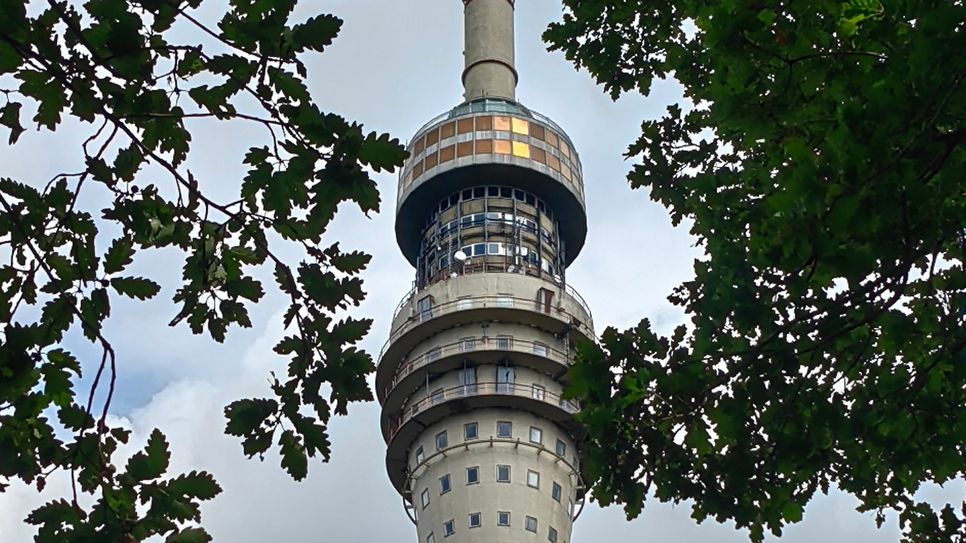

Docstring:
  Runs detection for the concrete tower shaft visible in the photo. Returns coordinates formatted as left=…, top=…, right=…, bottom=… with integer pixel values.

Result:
left=379, top=3, right=593, bottom=542
left=462, top=0, right=517, bottom=101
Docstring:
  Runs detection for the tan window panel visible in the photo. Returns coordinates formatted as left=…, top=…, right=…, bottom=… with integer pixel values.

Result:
left=426, top=129, right=440, bottom=146
left=548, top=155, right=560, bottom=171
left=439, top=145, right=456, bottom=163
left=476, top=116, right=493, bottom=131
left=546, top=131, right=559, bottom=148
left=476, top=139, right=494, bottom=154
left=457, top=141, right=474, bottom=157
left=441, top=122, right=456, bottom=139
left=493, top=116, right=511, bottom=132
left=529, top=123, right=546, bottom=140
left=494, top=140, right=512, bottom=154
left=457, top=118, right=474, bottom=134
left=531, top=147, right=547, bottom=164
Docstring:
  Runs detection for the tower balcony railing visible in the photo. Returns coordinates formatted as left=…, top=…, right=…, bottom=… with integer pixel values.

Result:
left=379, top=335, right=571, bottom=402
left=391, top=276, right=593, bottom=324
left=386, top=381, right=580, bottom=443
left=378, top=292, right=594, bottom=365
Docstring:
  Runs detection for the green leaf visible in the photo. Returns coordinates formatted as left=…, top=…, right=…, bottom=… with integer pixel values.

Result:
left=166, top=527, right=212, bottom=543
left=165, top=470, right=222, bottom=500
left=224, top=398, right=277, bottom=436
left=357, top=131, right=407, bottom=173
left=0, top=41, right=22, bottom=74
left=0, top=102, right=25, bottom=144
left=126, top=428, right=170, bottom=481
left=110, top=276, right=160, bottom=300
left=290, top=14, right=342, bottom=53
left=279, top=429, right=307, bottom=481
left=103, top=236, right=135, bottom=274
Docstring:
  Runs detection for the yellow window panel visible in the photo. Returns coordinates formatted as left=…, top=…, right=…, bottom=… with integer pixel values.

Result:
left=512, top=141, right=531, bottom=158
left=511, top=118, right=529, bottom=135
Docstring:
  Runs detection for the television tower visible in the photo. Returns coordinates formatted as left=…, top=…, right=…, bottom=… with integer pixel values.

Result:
left=377, top=2, right=593, bottom=541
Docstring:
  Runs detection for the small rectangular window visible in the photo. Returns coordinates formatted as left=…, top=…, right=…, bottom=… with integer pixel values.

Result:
left=426, top=347, right=441, bottom=362
left=525, top=193, right=536, bottom=206
left=497, top=421, right=512, bottom=438
left=473, top=187, right=485, bottom=198
left=552, top=481, right=562, bottom=502
left=549, top=526, right=558, bottom=543
left=421, top=488, right=430, bottom=509
left=459, top=338, right=476, bottom=352
left=415, top=446, right=424, bottom=464
left=444, top=519, right=455, bottom=537
left=473, top=243, right=486, bottom=256
left=466, top=466, right=480, bottom=485
left=464, top=422, right=478, bottom=440
left=487, top=243, right=500, bottom=255
left=533, top=342, right=549, bottom=356
left=469, top=512, right=482, bottom=528
left=488, top=186, right=499, bottom=197
left=495, top=335, right=512, bottom=350
left=436, top=430, right=448, bottom=450
left=527, top=469, right=540, bottom=489
left=525, top=516, right=538, bottom=533
left=497, top=465, right=511, bottom=483
left=514, top=189, right=526, bottom=201
left=440, top=474, right=451, bottom=494
left=500, top=187, right=512, bottom=198
left=497, top=511, right=511, bottom=527
left=530, top=426, right=543, bottom=445
left=462, top=189, right=473, bottom=200
left=555, top=439, right=566, bottom=457
left=431, top=388, right=444, bottom=405
left=532, top=384, right=546, bottom=401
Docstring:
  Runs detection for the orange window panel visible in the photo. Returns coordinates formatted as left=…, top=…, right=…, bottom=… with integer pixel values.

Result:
left=426, top=129, right=440, bottom=146
left=457, top=141, right=474, bottom=157
left=457, top=118, right=474, bottom=134
left=511, top=117, right=529, bottom=135
left=476, top=116, right=493, bottom=131
left=494, top=140, right=512, bottom=154
left=439, top=145, right=456, bottom=163
left=548, top=155, right=560, bottom=171
left=440, top=122, right=456, bottom=139
left=413, top=161, right=424, bottom=178
left=476, top=139, right=494, bottom=154
left=561, top=165, right=572, bottom=181
left=493, top=116, right=511, bottom=132
left=512, top=141, right=530, bottom=158
left=425, top=153, right=439, bottom=168
left=531, top=147, right=547, bottom=164
left=414, top=137, right=425, bottom=156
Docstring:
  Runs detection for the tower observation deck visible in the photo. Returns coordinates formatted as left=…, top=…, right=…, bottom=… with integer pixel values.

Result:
left=377, top=2, right=593, bottom=542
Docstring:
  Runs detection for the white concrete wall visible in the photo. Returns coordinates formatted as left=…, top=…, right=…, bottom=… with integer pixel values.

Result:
left=411, top=408, right=580, bottom=543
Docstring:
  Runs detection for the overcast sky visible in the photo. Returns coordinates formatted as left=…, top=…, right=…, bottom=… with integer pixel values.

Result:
left=0, top=1, right=959, bottom=541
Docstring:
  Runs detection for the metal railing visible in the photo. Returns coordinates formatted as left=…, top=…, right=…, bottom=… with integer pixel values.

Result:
left=380, top=336, right=572, bottom=400
left=380, top=293, right=594, bottom=363
left=388, top=381, right=580, bottom=442
left=391, top=276, right=593, bottom=324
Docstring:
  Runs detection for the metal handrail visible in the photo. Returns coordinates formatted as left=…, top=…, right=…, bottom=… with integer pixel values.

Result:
left=387, top=381, right=580, bottom=442
left=380, top=293, right=594, bottom=363
left=380, top=335, right=572, bottom=399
